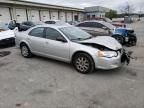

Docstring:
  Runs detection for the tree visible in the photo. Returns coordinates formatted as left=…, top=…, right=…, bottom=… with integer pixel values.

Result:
left=105, top=10, right=117, bottom=19
left=119, top=2, right=135, bottom=16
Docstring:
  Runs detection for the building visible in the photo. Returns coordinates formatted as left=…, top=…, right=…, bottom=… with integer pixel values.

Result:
left=84, top=6, right=111, bottom=20
left=0, top=0, right=84, bottom=23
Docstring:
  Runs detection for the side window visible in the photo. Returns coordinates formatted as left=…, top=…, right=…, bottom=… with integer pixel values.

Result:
left=77, top=22, right=88, bottom=27
left=45, top=28, right=63, bottom=40
left=29, top=27, right=44, bottom=38
left=93, top=22, right=104, bottom=28
left=87, top=22, right=95, bottom=27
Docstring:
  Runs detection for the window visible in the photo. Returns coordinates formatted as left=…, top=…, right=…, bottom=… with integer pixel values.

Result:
left=87, top=15, right=90, bottom=20
left=45, top=28, right=63, bottom=40
left=93, top=22, right=104, bottom=28
left=76, top=22, right=92, bottom=27
left=92, top=15, right=95, bottom=19
left=29, top=27, right=44, bottom=38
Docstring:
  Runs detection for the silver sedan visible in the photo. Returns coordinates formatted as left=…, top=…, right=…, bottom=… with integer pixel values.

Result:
left=15, top=25, right=127, bottom=74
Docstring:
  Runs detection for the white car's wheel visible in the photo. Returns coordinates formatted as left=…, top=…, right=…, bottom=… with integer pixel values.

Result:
left=21, top=44, right=32, bottom=58
left=73, top=53, right=94, bottom=74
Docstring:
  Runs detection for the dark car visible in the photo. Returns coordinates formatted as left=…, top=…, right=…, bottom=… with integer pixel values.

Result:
left=8, top=20, right=35, bottom=31
left=76, top=20, right=115, bottom=36
left=8, top=21, right=44, bottom=31
left=112, top=28, right=137, bottom=46
left=90, top=17, right=126, bottom=28
left=19, top=21, right=36, bottom=31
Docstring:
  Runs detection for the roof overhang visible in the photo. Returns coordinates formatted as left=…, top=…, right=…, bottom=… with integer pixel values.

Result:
left=0, top=0, right=84, bottom=12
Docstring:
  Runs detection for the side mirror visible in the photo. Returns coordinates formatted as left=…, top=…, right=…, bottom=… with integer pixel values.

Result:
left=56, top=36, right=67, bottom=43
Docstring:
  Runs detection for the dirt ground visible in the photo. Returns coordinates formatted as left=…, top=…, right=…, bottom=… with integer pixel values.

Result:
left=0, top=21, right=144, bottom=108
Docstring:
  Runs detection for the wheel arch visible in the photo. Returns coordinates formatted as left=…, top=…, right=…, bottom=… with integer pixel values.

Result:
left=71, top=51, right=95, bottom=64
left=19, top=40, right=30, bottom=49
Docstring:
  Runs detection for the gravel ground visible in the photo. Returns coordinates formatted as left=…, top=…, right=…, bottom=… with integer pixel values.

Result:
left=0, top=21, right=144, bottom=108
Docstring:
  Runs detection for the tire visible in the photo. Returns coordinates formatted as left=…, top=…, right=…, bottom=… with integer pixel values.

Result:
left=129, top=36, right=137, bottom=46
left=128, top=40, right=136, bottom=46
left=20, top=44, right=32, bottom=58
left=73, top=53, right=95, bottom=74
left=113, top=35, right=124, bottom=44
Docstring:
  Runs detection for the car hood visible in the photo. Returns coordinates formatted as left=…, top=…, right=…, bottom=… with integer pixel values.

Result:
left=0, top=30, right=15, bottom=40
left=79, top=36, right=122, bottom=50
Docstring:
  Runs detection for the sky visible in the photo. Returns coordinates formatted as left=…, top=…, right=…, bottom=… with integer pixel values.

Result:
left=24, top=0, right=144, bottom=13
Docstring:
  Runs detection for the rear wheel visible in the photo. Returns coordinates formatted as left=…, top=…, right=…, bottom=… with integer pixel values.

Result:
left=20, top=44, right=32, bottom=58
left=73, top=53, right=94, bottom=74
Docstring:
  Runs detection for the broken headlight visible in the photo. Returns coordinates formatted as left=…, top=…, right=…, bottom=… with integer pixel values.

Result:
left=98, top=51, right=117, bottom=58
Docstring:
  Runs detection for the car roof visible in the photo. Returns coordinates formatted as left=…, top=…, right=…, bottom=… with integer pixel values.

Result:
left=44, top=20, right=61, bottom=22
left=82, top=20, right=106, bottom=24
left=77, top=20, right=115, bottom=29
left=33, top=24, right=73, bottom=29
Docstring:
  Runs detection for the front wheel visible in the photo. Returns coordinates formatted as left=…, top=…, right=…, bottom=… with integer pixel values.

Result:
left=73, top=53, right=95, bottom=74
left=113, top=35, right=124, bottom=44
left=21, top=44, right=32, bottom=58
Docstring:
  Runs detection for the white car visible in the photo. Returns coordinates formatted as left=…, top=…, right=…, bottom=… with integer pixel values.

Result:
left=15, top=24, right=130, bottom=74
left=0, top=22, right=15, bottom=46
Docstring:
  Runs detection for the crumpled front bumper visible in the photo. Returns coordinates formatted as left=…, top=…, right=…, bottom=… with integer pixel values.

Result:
left=94, top=49, right=131, bottom=70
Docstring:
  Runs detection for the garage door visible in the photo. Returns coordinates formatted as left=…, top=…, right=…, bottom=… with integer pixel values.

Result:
left=0, top=7, right=11, bottom=22
left=16, top=9, right=27, bottom=23
left=51, top=11, right=58, bottom=20
left=59, top=12, right=66, bottom=21
left=28, top=10, right=40, bottom=22
left=79, top=13, right=84, bottom=21
left=73, top=13, right=78, bottom=21
left=40, top=10, right=50, bottom=21
left=67, top=12, right=72, bottom=22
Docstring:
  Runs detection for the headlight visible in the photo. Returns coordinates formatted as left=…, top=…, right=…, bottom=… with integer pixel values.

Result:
left=98, top=51, right=117, bottom=58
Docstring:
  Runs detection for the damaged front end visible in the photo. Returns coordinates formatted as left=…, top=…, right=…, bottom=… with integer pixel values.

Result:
left=81, top=42, right=132, bottom=66
left=121, top=49, right=133, bottom=65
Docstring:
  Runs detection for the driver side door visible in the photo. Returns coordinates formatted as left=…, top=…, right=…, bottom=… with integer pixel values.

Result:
left=44, top=27, right=70, bottom=62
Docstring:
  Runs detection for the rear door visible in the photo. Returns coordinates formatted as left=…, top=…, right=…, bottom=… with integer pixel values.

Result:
left=28, top=27, right=46, bottom=54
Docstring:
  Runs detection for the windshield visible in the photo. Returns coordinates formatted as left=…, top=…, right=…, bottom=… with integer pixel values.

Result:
left=60, top=27, right=92, bottom=41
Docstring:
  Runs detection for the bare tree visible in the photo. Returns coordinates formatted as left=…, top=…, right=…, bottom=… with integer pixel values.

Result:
left=119, top=2, right=135, bottom=16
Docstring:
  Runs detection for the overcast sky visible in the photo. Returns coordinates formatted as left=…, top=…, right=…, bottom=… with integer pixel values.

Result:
left=24, top=0, right=144, bottom=13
